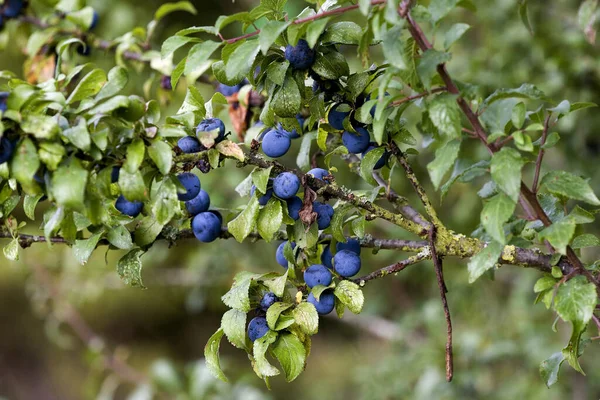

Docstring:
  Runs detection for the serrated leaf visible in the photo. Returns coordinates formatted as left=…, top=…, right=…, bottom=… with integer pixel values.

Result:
left=540, top=171, right=600, bottom=206
left=253, top=330, right=280, bottom=378
left=222, top=309, right=248, bottom=350
left=259, top=21, right=290, bottom=55
left=333, top=280, right=364, bottom=314
left=11, top=138, right=41, bottom=195
left=185, top=41, right=221, bottom=76
left=481, top=192, right=516, bottom=245
left=320, top=22, right=363, bottom=45
left=272, top=76, right=302, bottom=118
left=555, top=276, right=597, bottom=326
left=3, top=239, right=19, bottom=261
left=73, top=230, right=104, bottom=264
left=263, top=269, right=288, bottom=297
left=225, top=40, right=260, bottom=81
left=67, top=69, right=107, bottom=104
left=271, top=332, right=306, bottom=382
left=251, top=166, right=272, bottom=193
left=216, top=140, right=245, bottom=162
left=467, top=241, right=503, bottom=283
left=221, top=273, right=253, bottom=312
left=52, top=158, right=88, bottom=209
left=540, top=352, right=565, bottom=388
left=23, top=193, right=44, bottom=220
left=117, top=249, right=145, bottom=288
left=124, top=138, right=145, bottom=174
left=155, top=1, right=197, bottom=21
left=257, top=198, right=283, bottom=242
left=228, top=197, right=260, bottom=242
left=297, top=131, right=316, bottom=171
left=482, top=83, right=547, bottom=108
left=360, top=147, right=386, bottom=186
left=490, top=147, right=524, bottom=203
left=292, top=302, right=319, bottom=335
left=106, top=225, right=133, bottom=250
left=382, top=24, right=407, bottom=69
left=204, top=328, right=228, bottom=382
left=572, top=234, right=600, bottom=249
left=266, top=302, right=293, bottom=330
left=417, top=50, right=451, bottom=89
left=427, top=94, right=461, bottom=138
left=444, top=23, right=470, bottom=49
left=311, top=51, right=349, bottom=80
left=134, top=216, right=164, bottom=247
left=427, top=139, right=461, bottom=189
left=148, top=140, right=172, bottom=175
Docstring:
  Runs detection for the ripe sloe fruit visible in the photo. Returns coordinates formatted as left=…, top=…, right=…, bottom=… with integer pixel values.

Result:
left=178, top=136, right=204, bottom=153
left=307, top=291, right=335, bottom=315
left=248, top=316, right=269, bottom=342
left=285, top=39, right=316, bottom=70
left=334, top=249, right=361, bottom=277
left=342, top=127, right=370, bottom=154
left=286, top=196, right=302, bottom=220
left=115, top=195, right=143, bottom=217
left=262, top=128, right=291, bottom=158
left=273, top=172, right=300, bottom=199
left=260, top=292, right=278, bottom=311
left=185, top=189, right=210, bottom=216
left=177, top=173, right=201, bottom=201
left=304, top=264, right=332, bottom=288
left=191, top=212, right=222, bottom=242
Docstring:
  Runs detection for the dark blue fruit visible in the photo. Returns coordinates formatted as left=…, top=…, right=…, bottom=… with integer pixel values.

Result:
left=185, top=189, right=210, bottom=216
left=273, top=172, right=300, bottom=199
left=304, top=264, right=332, bottom=288
left=209, top=210, right=223, bottom=225
left=0, top=15, right=4, bottom=31
left=250, top=185, right=273, bottom=206
left=191, top=212, right=222, bottom=242
left=115, top=195, right=143, bottom=217
left=321, top=245, right=333, bottom=269
left=178, top=136, right=204, bottom=153
left=0, top=92, right=8, bottom=113
left=342, top=127, right=370, bottom=154
left=286, top=196, right=302, bottom=220
left=217, top=79, right=248, bottom=97
left=307, top=291, right=335, bottom=315
left=3, top=0, right=25, bottom=18
left=362, top=143, right=388, bottom=169
left=177, top=173, right=201, bottom=201
left=333, top=249, right=361, bottom=277
left=328, top=103, right=351, bottom=130
left=0, top=136, right=15, bottom=164
left=110, top=166, right=120, bottom=183
left=196, top=118, right=226, bottom=142
left=262, top=128, right=291, bottom=158
left=260, top=292, right=279, bottom=311
left=307, top=168, right=329, bottom=181
left=313, top=201, right=334, bottom=230
left=337, top=238, right=361, bottom=255
left=76, top=44, right=91, bottom=56
left=248, top=316, right=270, bottom=342
left=285, top=39, right=316, bottom=70
left=89, top=10, right=99, bottom=30
left=276, top=241, right=296, bottom=268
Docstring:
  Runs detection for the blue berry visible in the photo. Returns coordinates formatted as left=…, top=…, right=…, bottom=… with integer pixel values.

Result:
left=185, top=189, right=210, bottom=216
left=321, top=245, right=333, bottom=269
left=177, top=173, right=201, bottom=201
left=248, top=316, right=270, bottom=342
left=284, top=39, right=316, bottom=70
left=110, top=166, right=120, bottom=183
left=342, top=127, right=370, bottom=154
left=313, top=201, right=334, bottom=230
left=328, top=103, right=350, bottom=130
left=276, top=241, right=296, bottom=268
left=307, top=168, right=329, bottom=181
left=307, top=291, right=335, bottom=315
left=178, top=136, right=204, bottom=153
left=260, top=292, right=279, bottom=311
left=191, top=212, right=222, bottom=242
left=115, top=195, right=143, bottom=217
left=196, top=118, right=226, bottom=142
left=362, top=143, right=388, bottom=169
left=217, top=79, right=248, bottom=97
left=273, top=172, right=300, bottom=200
left=89, top=10, right=99, bottom=30
left=337, top=238, right=361, bottom=255
left=262, top=128, right=291, bottom=158
left=0, top=92, right=8, bottom=113
left=0, top=136, right=14, bottom=164
left=3, top=0, right=25, bottom=18
left=333, top=250, right=361, bottom=277
left=209, top=210, right=223, bottom=225
left=250, top=185, right=273, bottom=206
left=286, top=196, right=302, bottom=220
left=304, top=264, right=332, bottom=288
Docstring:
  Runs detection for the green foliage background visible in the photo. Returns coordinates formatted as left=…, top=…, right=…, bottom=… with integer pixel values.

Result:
left=0, top=0, right=599, bottom=399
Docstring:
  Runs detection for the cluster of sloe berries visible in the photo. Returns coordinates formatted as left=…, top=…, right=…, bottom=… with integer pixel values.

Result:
left=0, top=0, right=26, bottom=31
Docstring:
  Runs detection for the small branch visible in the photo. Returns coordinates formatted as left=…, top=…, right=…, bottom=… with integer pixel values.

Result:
left=532, top=115, right=551, bottom=193
left=390, top=87, right=447, bottom=107
left=353, top=250, right=431, bottom=283
left=429, top=227, right=453, bottom=382
left=592, top=314, right=600, bottom=336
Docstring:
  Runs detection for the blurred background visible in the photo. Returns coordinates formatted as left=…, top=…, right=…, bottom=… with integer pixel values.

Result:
left=0, top=0, right=600, bottom=399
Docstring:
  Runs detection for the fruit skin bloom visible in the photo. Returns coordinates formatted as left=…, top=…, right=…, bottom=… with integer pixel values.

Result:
left=177, top=136, right=204, bottom=153
left=262, top=129, right=292, bottom=158
left=307, top=168, right=329, bottom=181
left=284, top=39, right=316, bottom=70
left=115, top=195, right=143, bottom=217
left=304, top=264, right=333, bottom=288
left=0, top=136, right=14, bottom=164
left=185, top=190, right=210, bottom=216
left=260, top=292, right=278, bottom=311
left=248, top=317, right=270, bottom=342
left=334, top=250, right=362, bottom=277
left=177, top=173, right=201, bottom=201
left=273, top=172, right=300, bottom=199
left=342, top=127, right=371, bottom=154
left=307, top=291, right=335, bottom=315
left=276, top=241, right=296, bottom=268
left=286, top=196, right=302, bottom=220
left=328, top=103, right=351, bottom=130
left=313, top=202, right=334, bottom=229
left=196, top=118, right=226, bottom=142
left=191, top=212, right=222, bottom=243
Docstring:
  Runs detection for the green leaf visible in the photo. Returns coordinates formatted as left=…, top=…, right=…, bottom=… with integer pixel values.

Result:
left=23, top=193, right=44, bottom=220
left=221, top=309, right=248, bottom=350
left=429, top=0, right=460, bottom=24
left=480, top=192, right=517, bottom=245
left=118, top=169, right=147, bottom=202
left=11, top=138, right=41, bottom=195
left=225, top=40, right=260, bottom=81
left=382, top=24, right=407, bottom=69
left=262, top=269, right=288, bottom=297
left=155, top=1, right=197, bottom=21
left=134, top=216, right=164, bottom=247
left=360, top=146, right=386, bottom=186
left=427, top=139, right=461, bottom=189
left=3, top=239, right=19, bottom=261
left=490, top=147, right=524, bottom=203
left=540, top=171, right=600, bottom=206
left=427, top=94, right=461, bottom=138
left=148, top=140, right=172, bottom=175
left=417, top=50, right=451, bottom=89
left=272, top=77, right=301, bottom=118
left=572, top=233, right=600, bottom=249
left=117, top=249, right=146, bottom=288
left=482, top=83, right=547, bottom=108
left=257, top=198, right=283, bottom=242
left=538, top=220, right=575, bottom=255
left=518, top=0, right=533, bottom=34
left=73, top=230, right=104, bottom=265
left=96, top=66, right=129, bottom=102
left=296, top=131, right=317, bottom=171
left=259, top=21, right=290, bottom=55
left=161, top=35, right=196, bottom=59
left=253, top=330, right=280, bottom=378
left=38, top=141, right=66, bottom=171
left=534, top=275, right=558, bottom=293
left=221, top=272, right=256, bottom=312
left=305, top=18, right=330, bottom=48
left=578, top=0, right=598, bottom=44
left=228, top=197, right=260, bottom=242
left=333, top=281, right=364, bottom=314
left=62, top=119, right=91, bottom=151
left=271, top=333, right=306, bottom=382
left=320, top=22, right=363, bottom=45
left=66, top=69, right=107, bottom=104
left=467, top=241, right=503, bottom=283
left=185, top=41, right=222, bottom=76
left=330, top=203, right=353, bottom=243
left=539, top=352, right=565, bottom=388
left=266, top=302, right=293, bottom=330
left=251, top=166, right=273, bottom=193
left=52, top=158, right=88, bottom=209
left=562, top=320, right=587, bottom=374
left=292, top=302, right=319, bottom=335
left=444, top=23, right=470, bottom=49
left=204, top=328, right=228, bottom=382
left=555, top=275, right=597, bottom=326
left=21, top=115, right=59, bottom=140
left=311, top=51, right=350, bottom=80
left=106, top=225, right=134, bottom=250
